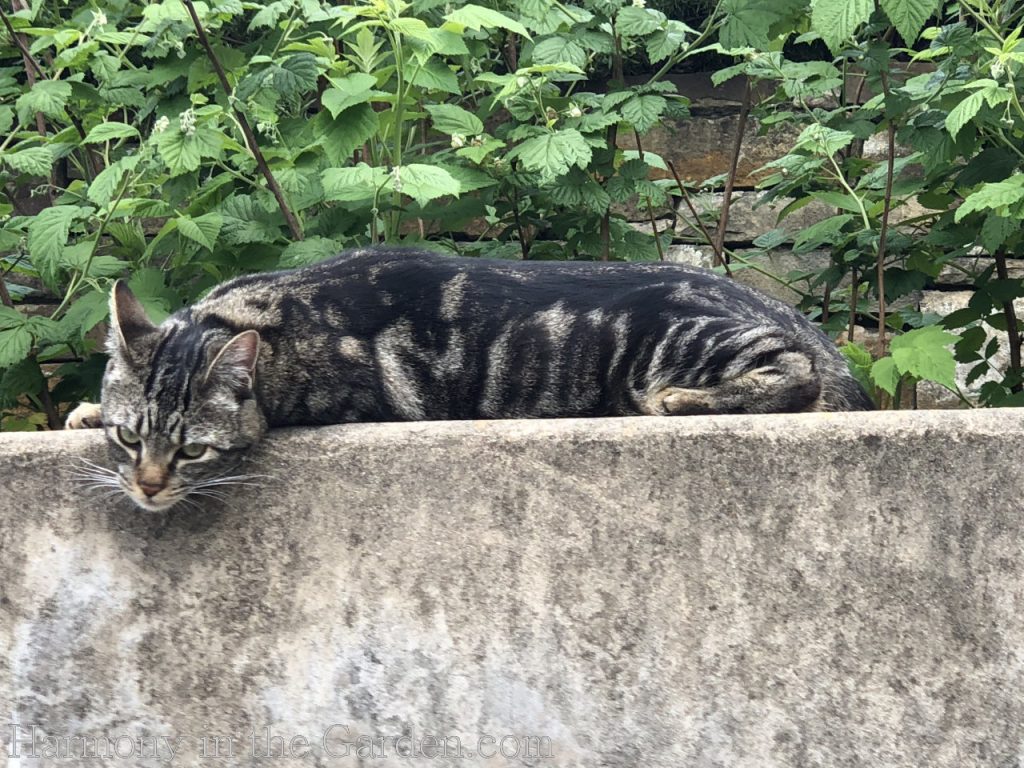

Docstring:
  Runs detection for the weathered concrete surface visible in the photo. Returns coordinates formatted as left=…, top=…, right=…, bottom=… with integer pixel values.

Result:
left=2, top=411, right=1023, bottom=767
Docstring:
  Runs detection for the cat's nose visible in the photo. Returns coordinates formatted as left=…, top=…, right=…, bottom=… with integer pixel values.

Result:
left=138, top=480, right=165, bottom=497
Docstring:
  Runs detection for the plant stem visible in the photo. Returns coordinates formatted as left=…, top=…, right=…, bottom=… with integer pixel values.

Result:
left=182, top=0, right=304, bottom=241
left=632, top=130, right=664, bottom=261
left=876, top=79, right=897, bottom=344
left=667, top=160, right=732, bottom=277
left=994, top=249, right=1023, bottom=392
left=713, top=79, right=751, bottom=269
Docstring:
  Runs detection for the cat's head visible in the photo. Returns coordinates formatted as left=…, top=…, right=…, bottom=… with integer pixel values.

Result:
left=101, top=281, right=267, bottom=511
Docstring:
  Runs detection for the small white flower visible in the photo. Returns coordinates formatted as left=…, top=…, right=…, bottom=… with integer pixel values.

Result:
left=179, top=108, right=196, bottom=136
left=152, top=115, right=170, bottom=134
left=516, top=75, right=529, bottom=89
left=991, top=59, right=1006, bottom=81
left=632, top=0, right=646, bottom=7
left=450, top=133, right=466, bottom=149
left=568, top=104, right=583, bottom=118
left=94, top=10, right=108, bottom=25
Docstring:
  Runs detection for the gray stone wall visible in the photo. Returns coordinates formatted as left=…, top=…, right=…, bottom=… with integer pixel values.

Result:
left=3, top=411, right=1023, bottom=767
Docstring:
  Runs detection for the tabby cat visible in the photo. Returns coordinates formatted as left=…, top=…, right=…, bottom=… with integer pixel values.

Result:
left=67, top=247, right=872, bottom=511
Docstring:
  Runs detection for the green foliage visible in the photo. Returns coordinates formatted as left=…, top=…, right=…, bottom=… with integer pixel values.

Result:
left=716, top=0, right=1024, bottom=408
left=0, top=0, right=711, bottom=428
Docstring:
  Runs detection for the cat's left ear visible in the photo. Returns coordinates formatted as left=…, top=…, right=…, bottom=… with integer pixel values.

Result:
left=108, top=280, right=158, bottom=360
left=204, top=330, right=260, bottom=392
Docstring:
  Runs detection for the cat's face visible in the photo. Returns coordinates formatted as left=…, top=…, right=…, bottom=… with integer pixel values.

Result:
left=101, top=282, right=266, bottom=512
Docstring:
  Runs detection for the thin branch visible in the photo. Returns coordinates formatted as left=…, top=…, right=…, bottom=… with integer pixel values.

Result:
left=182, top=0, right=304, bottom=241
left=994, top=249, right=1023, bottom=393
left=713, top=79, right=752, bottom=267
left=667, top=160, right=732, bottom=277
left=876, top=120, right=896, bottom=343
left=632, top=130, right=664, bottom=261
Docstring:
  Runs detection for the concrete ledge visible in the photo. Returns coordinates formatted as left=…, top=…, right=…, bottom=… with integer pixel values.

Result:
left=2, top=411, right=1022, bottom=767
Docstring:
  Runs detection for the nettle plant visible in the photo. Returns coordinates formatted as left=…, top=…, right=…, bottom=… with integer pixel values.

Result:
left=709, top=0, right=1024, bottom=407
left=0, top=0, right=712, bottom=430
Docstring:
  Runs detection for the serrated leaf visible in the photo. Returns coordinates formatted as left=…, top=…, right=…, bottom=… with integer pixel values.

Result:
left=390, top=164, right=461, bottom=206
left=220, top=196, right=282, bottom=245
left=60, top=290, right=110, bottom=338
left=508, top=129, right=592, bottom=179
left=945, top=89, right=986, bottom=139
left=1, top=146, right=52, bottom=176
left=955, top=176, right=1024, bottom=222
left=272, top=53, right=319, bottom=98
left=0, top=325, right=32, bottom=367
left=316, top=104, right=380, bottom=165
left=531, top=36, right=588, bottom=69
left=616, top=6, right=665, bottom=36
left=620, top=94, right=666, bottom=132
left=812, top=0, right=873, bottom=53
left=15, top=79, right=71, bottom=124
left=795, top=123, right=855, bottom=156
left=890, top=325, right=961, bottom=391
left=83, top=121, right=140, bottom=143
left=321, top=163, right=389, bottom=202
left=880, top=0, right=938, bottom=45
left=444, top=4, right=530, bottom=38
left=321, top=73, right=377, bottom=118
left=87, top=154, right=140, bottom=206
left=177, top=212, right=222, bottom=250
left=155, top=125, right=221, bottom=176
left=424, top=104, right=484, bottom=136
left=870, top=356, right=900, bottom=396
left=409, top=60, right=460, bottom=94
left=980, top=213, right=1016, bottom=253
left=279, top=236, right=343, bottom=266
left=27, top=205, right=89, bottom=286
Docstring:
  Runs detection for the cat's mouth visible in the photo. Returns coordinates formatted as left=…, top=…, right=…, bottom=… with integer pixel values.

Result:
left=126, top=486, right=181, bottom=512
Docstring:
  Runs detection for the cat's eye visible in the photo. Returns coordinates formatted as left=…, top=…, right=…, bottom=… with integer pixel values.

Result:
left=178, top=443, right=208, bottom=460
left=117, top=426, right=141, bottom=446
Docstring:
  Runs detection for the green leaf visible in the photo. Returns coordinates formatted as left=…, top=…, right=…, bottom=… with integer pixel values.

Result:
left=0, top=325, right=32, bottom=367
left=15, top=79, right=71, bottom=124
left=945, top=89, right=986, bottom=139
left=532, top=36, right=588, bottom=69
left=795, top=123, right=855, bottom=156
left=220, top=195, right=282, bottom=245
left=390, top=164, right=461, bottom=206
left=177, top=212, right=222, bottom=250
left=870, top=356, right=900, bottom=396
left=127, top=268, right=174, bottom=323
left=981, top=213, right=1016, bottom=253
left=890, top=326, right=961, bottom=391
left=321, top=163, right=389, bottom=202
left=60, top=289, right=110, bottom=337
left=444, top=4, right=530, bottom=38
left=279, top=236, right=344, bottom=266
left=424, top=104, right=484, bottom=136
left=409, top=60, right=460, bottom=94
left=321, top=73, right=377, bottom=118
left=811, top=0, right=873, bottom=53
left=27, top=205, right=88, bottom=285
left=793, top=213, right=854, bottom=252
left=87, top=154, right=140, bottom=206
left=155, top=125, right=222, bottom=176
left=508, top=129, right=592, bottom=179
left=83, top=122, right=140, bottom=143
left=620, top=94, right=667, bottom=132
left=879, top=0, right=938, bottom=46
left=316, top=104, right=380, bottom=165
left=616, top=6, right=665, bottom=36
left=1, top=146, right=52, bottom=176
left=272, top=53, right=319, bottom=98
left=955, top=175, right=1024, bottom=222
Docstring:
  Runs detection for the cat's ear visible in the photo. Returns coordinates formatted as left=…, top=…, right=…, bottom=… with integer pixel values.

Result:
left=204, top=330, right=260, bottom=392
left=107, top=280, right=158, bottom=359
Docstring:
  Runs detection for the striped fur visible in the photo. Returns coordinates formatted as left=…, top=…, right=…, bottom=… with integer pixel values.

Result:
left=89, top=247, right=872, bottom=510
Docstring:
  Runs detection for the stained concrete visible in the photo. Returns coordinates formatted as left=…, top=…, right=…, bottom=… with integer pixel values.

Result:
left=1, top=411, right=1022, bottom=767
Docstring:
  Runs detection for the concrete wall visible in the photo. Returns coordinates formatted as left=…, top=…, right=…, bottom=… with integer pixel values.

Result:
left=2, top=410, right=1023, bottom=767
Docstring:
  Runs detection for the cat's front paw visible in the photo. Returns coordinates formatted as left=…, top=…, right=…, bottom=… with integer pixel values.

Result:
left=65, top=401, right=104, bottom=429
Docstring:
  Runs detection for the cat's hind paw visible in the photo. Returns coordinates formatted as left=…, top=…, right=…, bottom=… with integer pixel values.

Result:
left=65, top=401, right=104, bottom=429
